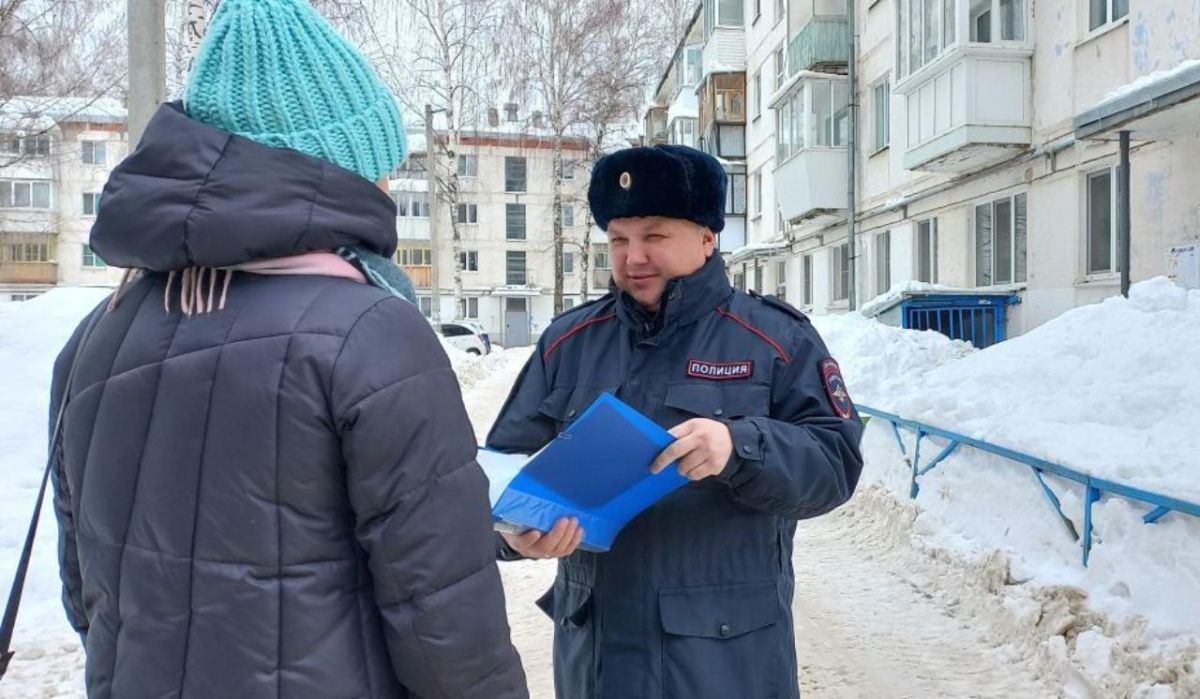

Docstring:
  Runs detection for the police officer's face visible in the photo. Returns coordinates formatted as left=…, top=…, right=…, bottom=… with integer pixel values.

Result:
left=608, top=217, right=716, bottom=311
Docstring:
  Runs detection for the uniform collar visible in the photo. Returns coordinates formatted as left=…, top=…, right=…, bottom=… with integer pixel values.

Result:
left=614, top=254, right=733, bottom=340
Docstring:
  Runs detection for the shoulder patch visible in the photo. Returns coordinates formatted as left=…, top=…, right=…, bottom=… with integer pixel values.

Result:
left=747, top=290, right=809, bottom=323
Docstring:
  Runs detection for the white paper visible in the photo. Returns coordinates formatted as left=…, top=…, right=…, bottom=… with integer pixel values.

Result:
left=476, top=448, right=529, bottom=507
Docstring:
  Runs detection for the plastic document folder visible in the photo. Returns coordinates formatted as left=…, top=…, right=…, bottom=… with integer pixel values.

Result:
left=477, top=393, right=688, bottom=552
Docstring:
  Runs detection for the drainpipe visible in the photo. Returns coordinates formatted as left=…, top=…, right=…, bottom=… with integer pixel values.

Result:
left=846, top=0, right=859, bottom=310
left=1118, top=130, right=1131, bottom=297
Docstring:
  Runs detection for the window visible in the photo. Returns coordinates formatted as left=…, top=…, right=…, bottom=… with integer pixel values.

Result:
left=774, top=46, right=787, bottom=91
left=1086, top=169, right=1118, bottom=275
left=504, top=156, right=527, bottom=192
left=752, top=171, right=763, bottom=216
left=392, top=191, right=429, bottom=218
left=10, top=293, right=41, bottom=302
left=457, top=203, right=478, bottom=224
left=832, top=244, right=851, bottom=301
left=1089, top=0, right=1127, bottom=32
left=896, top=1, right=1022, bottom=80
left=563, top=298, right=577, bottom=311
left=563, top=251, right=575, bottom=274
left=506, top=203, right=526, bottom=240
left=457, top=155, right=478, bottom=177
left=504, top=103, right=519, bottom=122
left=726, top=173, right=747, bottom=216
left=557, top=159, right=577, bottom=180
left=873, top=80, right=891, bottom=152
left=0, top=180, right=52, bottom=209
left=714, top=74, right=746, bottom=122
left=705, top=0, right=744, bottom=32
left=875, top=231, right=892, bottom=293
left=459, top=250, right=479, bottom=271
left=674, top=118, right=698, bottom=148
left=82, top=192, right=102, bottom=217
left=776, top=260, right=787, bottom=298
left=733, top=271, right=746, bottom=291
left=81, top=140, right=107, bottom=165
left=396, top=156, right=427, bottom=177
left=458, top=297, right=479, bottom=319
left=975, top=193, right=1027, bottom=286
left=751, top=70, right=762, bottom=120
left=82, top=244, right=107, bottom=268
left=562, top=205, right=575, bottom=227
left=506, top=250, right=527, bottom=285
left=802, top=254, right=814, bottom=306
left=7, top=135, right=50, bottom=157
left=399, top=247, right=432, bottom=266
left=6, top=242, right=51, bottom=262
left=594, top=244, right=611, bottom=270
left=676, top=46, right=703, bottom=88
left=916, top=218, right=939, bottom=283
left=775, top=77, right=849, bottom=161
left=418, top=297, right=433, bottom=317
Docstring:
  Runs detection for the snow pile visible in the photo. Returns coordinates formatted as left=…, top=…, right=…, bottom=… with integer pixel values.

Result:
left=1089, top=58, right=1200, bottom=112
left=858, top=280, right=982, bottom=318
left=887, top=277, right=1200, bottom=502
left=811, top=278, right=1200, bottom=695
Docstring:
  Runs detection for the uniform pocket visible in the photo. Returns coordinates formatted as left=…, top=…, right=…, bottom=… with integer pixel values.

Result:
left=538, top=385, right=619, bottom=429
left=658, top=581, right=783, bottom=699
left=542, top=578, right=597, bottom=698
left=662, top=382, right=772, bottom=422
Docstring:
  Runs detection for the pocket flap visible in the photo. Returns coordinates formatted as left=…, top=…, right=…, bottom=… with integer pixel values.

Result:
left=538, top=386, right=617, bottom=422
left=658, top=581, right=781, bottom=639
left=663, top=382, right=771, bottom=420
left=541, top=579, right=593, bottom=628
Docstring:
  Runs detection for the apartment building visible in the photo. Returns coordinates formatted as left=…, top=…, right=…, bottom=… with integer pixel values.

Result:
left=649, top=0, right=1200, bottom=337
left=0, top=97, right=128, bottom=302
left=391, top=116, right=594, bottom=346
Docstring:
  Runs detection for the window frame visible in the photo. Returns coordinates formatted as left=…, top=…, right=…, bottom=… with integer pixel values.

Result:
left=872, top=79, right=891, bottom=153
left=456, top=154, right=478, bottom=178
left=1088, top=0, right=1129, bottom=34
left=458, top=249, right=479, bottom=272
left=974, top=192, right=1028, bottom=287
left=916, top=217, right=939, bottom=283
left=563, top=250, right=576, bottom=275
left=875, top=230, right=892, bottom=294
left=82, top=243, right=107, bottom=269
left=82, top=191, right=101, bottom=217
left=456, top=202, right=478, bottom=224
left=505, top=250, right=527, bottom=285
left=504, top=156, right=528, bottom=193
left=1085, top=167, right=1119, bottom=277
left=81, top=139, right=107, bottom=166
left=832, top=243, right=851, bottom=302
left=0, top=179, right=52, bottom=210
left=802, top=254, right=814, bottom=306
left=505, top=203, right=527, bottom=240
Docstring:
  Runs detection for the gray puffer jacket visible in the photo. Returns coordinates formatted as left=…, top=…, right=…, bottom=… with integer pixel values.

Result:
left=50, top=102, right=527, bottom=698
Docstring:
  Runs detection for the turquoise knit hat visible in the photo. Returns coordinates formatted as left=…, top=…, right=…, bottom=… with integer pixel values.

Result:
left=183, top=0, right=407, bottom=182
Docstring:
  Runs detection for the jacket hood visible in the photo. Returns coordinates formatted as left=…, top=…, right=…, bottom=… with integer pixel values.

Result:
left=90, top=102, right=397, bottom=272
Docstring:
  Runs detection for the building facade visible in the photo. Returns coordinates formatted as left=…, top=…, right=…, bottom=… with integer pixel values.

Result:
left=392, top=123, right=594, bottom=347
left=0, top=98, right=128, bottom=302
left=649, top=0, right=1200, bottom=337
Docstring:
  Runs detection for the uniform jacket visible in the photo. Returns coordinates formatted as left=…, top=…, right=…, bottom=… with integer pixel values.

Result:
left=50, top=103, right=527, bottom=698
left=487, top=254, right=864, bottom=699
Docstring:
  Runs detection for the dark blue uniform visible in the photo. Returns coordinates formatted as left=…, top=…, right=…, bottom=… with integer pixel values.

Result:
left=488, top=255, right=864, bottom=699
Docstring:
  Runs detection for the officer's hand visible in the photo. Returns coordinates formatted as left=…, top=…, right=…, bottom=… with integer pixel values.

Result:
left=650, top=418, right=734, bottom=481
left=502, top=517, right=584, bottom=559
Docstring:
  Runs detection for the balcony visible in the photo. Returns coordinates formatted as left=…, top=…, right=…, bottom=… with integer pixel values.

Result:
left=402, top=265, right=432, bottom=288
left=0, top=261, right=57, bottom=284
left=894, top=0, right=1032, bottom=173
left=645, top=107, right=669, bottom=145
left=787, top=17, right=849, bottom=75
left=771, top=72, right=849, bottom=224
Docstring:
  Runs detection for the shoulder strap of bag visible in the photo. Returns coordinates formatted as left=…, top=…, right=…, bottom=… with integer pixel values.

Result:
left=0, top=303, right=106, bottom=681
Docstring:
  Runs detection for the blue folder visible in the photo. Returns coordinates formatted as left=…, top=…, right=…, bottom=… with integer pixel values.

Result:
left=485, top=393, right=688, bottom=552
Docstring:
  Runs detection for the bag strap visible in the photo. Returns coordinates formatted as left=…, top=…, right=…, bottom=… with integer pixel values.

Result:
left=0, top=303, right=106, bottom=681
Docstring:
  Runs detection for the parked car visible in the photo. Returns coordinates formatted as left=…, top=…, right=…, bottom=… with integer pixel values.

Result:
left=438, top=320, right=491, bottom=355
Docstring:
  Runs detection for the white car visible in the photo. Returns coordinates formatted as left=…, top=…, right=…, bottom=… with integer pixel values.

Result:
left=438, top=320, right=492, bottom=355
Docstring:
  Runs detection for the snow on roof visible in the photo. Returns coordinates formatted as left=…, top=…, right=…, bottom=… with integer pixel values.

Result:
left=1086, top=58, right=1200, bottom=113
left=728, top=240, right=789, bottom=262
left=857, top=280, right=1010, bottom=318
left=667, top=91, right=699, bottom=123
left=0, top=96, right=126, bottom=132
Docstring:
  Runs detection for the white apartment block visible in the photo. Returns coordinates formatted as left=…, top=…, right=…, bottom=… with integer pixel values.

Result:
left=391, top=120, right=594, bottom=347
left=648, top=0, right=1200, bottom=342
left=0, top=98, right=128, bottom=302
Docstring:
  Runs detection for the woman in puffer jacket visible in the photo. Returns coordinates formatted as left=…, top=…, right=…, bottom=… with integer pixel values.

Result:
left=49, top=1, right=527, bottom=696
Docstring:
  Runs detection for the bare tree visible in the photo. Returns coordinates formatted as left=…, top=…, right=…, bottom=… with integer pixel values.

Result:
left=0, top=0, right=126, bottom=171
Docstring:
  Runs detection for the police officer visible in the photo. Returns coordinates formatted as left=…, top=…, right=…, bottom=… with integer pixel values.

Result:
left=488, top=145, right=864, bottom=699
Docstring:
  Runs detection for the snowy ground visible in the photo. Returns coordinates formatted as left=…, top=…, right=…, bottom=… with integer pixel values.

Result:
left=2, top=283, right=1198, bottom=697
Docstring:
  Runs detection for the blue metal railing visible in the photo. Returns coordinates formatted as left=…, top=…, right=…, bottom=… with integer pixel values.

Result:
left=900, top=294, right=1020, bottom=349
left=858, top=405, right=1200, bottom=567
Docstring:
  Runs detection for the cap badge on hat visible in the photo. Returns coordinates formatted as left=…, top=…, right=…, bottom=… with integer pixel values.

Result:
left=619, top=172, right=632, bottom=190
